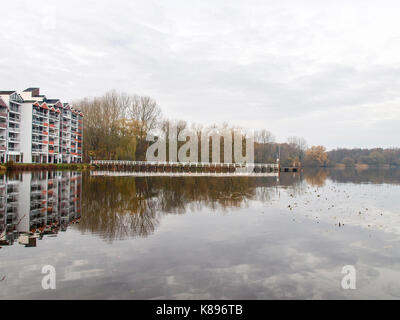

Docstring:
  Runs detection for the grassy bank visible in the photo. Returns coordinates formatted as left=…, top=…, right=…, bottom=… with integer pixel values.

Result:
left=3, top=163, right=94, bottom=171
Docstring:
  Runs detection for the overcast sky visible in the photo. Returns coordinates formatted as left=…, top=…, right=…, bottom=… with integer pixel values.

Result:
left=1, top=0, right=399, bottom=150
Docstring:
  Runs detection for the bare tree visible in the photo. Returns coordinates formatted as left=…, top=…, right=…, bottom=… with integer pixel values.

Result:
left=287, top=136, right=308, bottom=164
left=287, top=136, right=308, bottom=152
left=127, top=95, right=161, bottom=141
left=255, top=130, right=275, bottom=144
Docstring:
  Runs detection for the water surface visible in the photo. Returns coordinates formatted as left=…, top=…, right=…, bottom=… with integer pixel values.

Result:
left=1, top=168, right=400, bottom=299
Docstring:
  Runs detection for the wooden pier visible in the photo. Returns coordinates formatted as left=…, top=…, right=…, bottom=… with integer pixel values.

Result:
left=90, top=160, right=300, bottom=174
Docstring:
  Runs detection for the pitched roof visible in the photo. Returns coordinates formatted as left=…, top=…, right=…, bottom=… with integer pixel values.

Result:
left=44, top=98, right=60, bottom=104
left=40, top=103, right=49, bottom=110
left=23, top=87, right=40, bottom=92
left=0, top=90, right=16, bottom=95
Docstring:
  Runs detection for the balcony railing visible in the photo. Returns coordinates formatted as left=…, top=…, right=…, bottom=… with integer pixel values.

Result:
left=9, top=117, right=20, bottom=123
left=9, top=107, right=20, bottom=113
left=32, top=130, right=45, bottom=135
left=32, top=120, right=44, bottom=126
left=33, top=109, right=47, bottom=116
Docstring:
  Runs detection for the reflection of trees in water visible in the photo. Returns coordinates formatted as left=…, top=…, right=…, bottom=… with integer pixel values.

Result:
left=302, top=167, right=400, bottom=185
left=80, top=169, right=400, bottom=241
left=278, top=173, right=306, bottom=196
left=155, top=177, right=256, bottom=213
left=80, top=175, right=293, bottom=240
left=304, top=169, right=328, bottom=187
left=326, top=168, right=400, bottom=184
left=80, top=176, right=160, bottom=241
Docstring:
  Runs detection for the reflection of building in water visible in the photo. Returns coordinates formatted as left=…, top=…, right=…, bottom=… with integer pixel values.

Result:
left=0, top=172, right=81, bottom=247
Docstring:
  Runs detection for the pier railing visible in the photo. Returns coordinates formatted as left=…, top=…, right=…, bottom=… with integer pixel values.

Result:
left=88, top=160, right=302, bottom=174
left=91, top=160, right=279, bottom=169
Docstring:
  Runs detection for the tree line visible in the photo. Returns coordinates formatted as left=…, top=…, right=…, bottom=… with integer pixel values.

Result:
left=327, top=148, right=400, bottom=167
left=76, top=91, right=314, bottom=165
left=76, top=91, right=399, bottom=167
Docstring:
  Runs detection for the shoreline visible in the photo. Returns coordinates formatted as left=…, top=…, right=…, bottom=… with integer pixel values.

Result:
left=0, top=162, right=399, bottom=172
left=0, top=163, right=94, bottom=171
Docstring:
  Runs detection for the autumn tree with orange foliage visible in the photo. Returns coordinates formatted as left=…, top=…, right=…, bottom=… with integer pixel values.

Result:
left=304, top=146, right=328, bottom=167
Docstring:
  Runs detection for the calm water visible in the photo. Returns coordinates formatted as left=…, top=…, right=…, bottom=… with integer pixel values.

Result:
left=1, top=168, right=400, bottom=299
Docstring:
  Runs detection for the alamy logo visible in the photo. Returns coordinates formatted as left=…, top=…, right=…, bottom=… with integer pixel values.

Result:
left=146, top=127, right=254, bottom=164
left=41, top=265, right=56, bottom=290
left=341, top=265, right=356, bottom=290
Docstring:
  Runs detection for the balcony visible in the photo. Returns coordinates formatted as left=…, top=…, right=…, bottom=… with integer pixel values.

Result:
left=32, top=130, right=46, bottom=136
left=33, top=110, right=47, bottom=117
left=8, top=126, right=20, bottom=133
left=9, top=107, right=20, bottom=114
left=7, top=196, right=18, bottom=204
left=7, top=187, right=18, bottom=194
left=9, top=116, right=20, bottom=123
left=32, top=148, right=47, bottom=153
left=8, top=138, right=20, bottom=144
left=32, top=120, right=44, bottom=126
left=0, top=123, right=7, bottom=129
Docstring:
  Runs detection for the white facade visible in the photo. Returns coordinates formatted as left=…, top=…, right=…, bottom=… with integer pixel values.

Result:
left=0, top=92, right=24, bottom=162
left=0, top=88, right=83, bottom=163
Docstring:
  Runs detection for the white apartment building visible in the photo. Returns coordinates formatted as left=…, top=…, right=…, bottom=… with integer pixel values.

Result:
left=0, top=88, right=83, bottom=163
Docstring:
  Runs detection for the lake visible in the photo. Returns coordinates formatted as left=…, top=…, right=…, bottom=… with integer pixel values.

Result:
left=1, top=168, right=400, bottom=299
